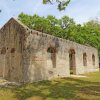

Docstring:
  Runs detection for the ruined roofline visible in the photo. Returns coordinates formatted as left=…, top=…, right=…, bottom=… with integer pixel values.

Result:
left=19, top=20, right=96, bottom=50
left=0, top=17, right=97, bottom=50
left=28, top=29, right=97, bottom=50
left=24, top=27, right=97, bottom=50
left=0, top=17, right=29, bottom=31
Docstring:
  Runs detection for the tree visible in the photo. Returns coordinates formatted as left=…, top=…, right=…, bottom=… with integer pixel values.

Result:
left=43, top=0, right=71, bottom=11
left=59, top=16, right=75, bottom=29
left=47, top=15, right=59, bottom=25
left=18, top=13, right=100, bottom=45
left=84, top=20, right=100, bottom=62
left=18, top=13, right=100, bottom=62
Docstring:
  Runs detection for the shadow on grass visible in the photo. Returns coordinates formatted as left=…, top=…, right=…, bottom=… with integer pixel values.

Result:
left=10, top=77, right=100, bottom=100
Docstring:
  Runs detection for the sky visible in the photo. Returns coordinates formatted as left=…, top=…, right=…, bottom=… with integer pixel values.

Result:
left=0, top=0, right=100, bottom=27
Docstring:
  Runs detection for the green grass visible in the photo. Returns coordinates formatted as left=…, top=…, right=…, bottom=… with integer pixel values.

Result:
left=0, top=72, right=100, bottom=100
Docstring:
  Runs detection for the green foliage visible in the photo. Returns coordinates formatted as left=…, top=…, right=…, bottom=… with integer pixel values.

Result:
left=59, top=16, right=75, bottom=29
left=18, top=13, right=100, bottom=62
left=43, top=0, right=71, bottom=11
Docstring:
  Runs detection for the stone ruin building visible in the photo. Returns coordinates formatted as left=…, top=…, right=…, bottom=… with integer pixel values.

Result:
left=0, top=18, right=99, bottom=83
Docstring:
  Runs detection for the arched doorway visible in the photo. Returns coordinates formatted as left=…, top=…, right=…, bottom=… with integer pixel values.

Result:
left=92, top=54, right=95, bottom=66
left=69, top=49, right=76, bottom=74
left=0, top=47, right=6, bottom=77
left=47, top=47, right=56, bottom=68
left=83, top=53, right=87, bottom=66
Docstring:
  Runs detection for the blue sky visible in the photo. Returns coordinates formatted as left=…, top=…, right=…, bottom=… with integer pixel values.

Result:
left=0, top=0, right=100, bottom=27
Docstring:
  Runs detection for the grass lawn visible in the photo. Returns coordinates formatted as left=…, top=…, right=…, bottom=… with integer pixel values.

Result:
left=0, top=72, right=100, bottom=100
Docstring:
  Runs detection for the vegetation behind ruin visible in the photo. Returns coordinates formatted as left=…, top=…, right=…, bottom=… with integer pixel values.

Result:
left=18, top=13, right=100, bottom=62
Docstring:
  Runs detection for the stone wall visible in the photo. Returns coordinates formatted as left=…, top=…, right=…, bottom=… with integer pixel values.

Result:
left=0, top=18, right=99, bottom=83
left=23, top=28, right=99, bottom=82
left=0, top=18, right=26, bottom=82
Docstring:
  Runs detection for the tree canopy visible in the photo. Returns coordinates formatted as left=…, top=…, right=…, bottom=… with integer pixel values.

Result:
left=18, top=13, right=100, bottom=62
left=43, top=0, right=71, bottom=10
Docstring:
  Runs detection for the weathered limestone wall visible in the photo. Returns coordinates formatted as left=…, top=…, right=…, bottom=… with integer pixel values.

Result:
left=23, top=28, right=99, bottom=82
left=23, top=30, right=69, bottom=82
left=0, top=18, right=26, bottom=82
left=0, top=30, right=4, bottom=77
left=65, top=41, right=99, bottom=74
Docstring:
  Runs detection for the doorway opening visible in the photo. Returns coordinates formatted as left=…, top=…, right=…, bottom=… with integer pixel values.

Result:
left=83, top=53, right=87, bottom=66
left=47, top=47, right=56, bottom=68
left=69, top=49, right=76, bottom=74
left=92, top=54, right=95, bottom=66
